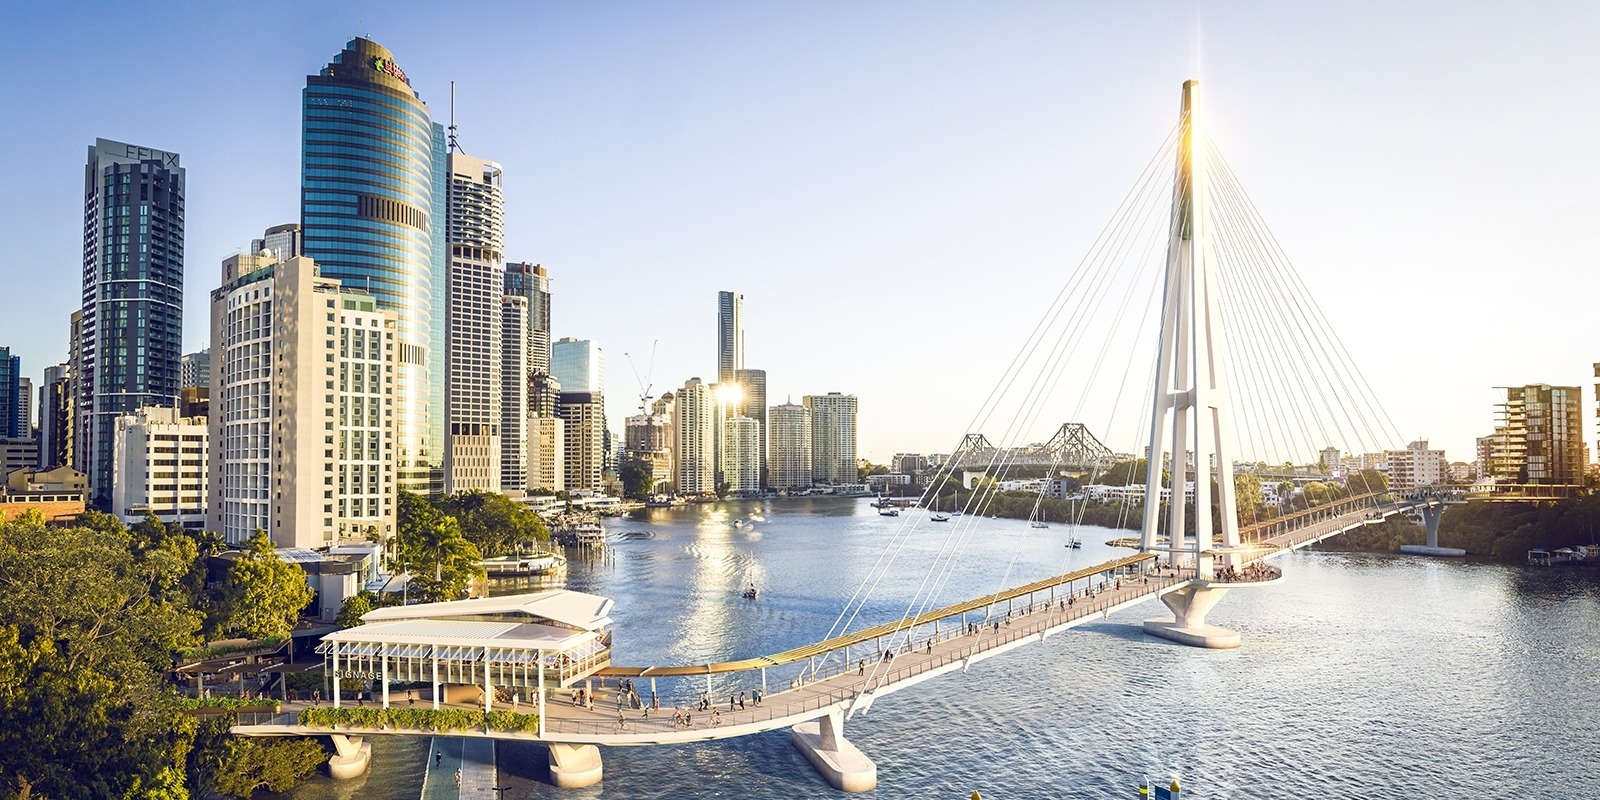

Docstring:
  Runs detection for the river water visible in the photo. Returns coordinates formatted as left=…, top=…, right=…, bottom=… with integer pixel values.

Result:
left=272, top=497, right=1600, bottom=799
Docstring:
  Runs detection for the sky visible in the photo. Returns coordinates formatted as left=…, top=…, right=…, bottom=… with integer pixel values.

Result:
left=1, top=1, right=1597, bottom=464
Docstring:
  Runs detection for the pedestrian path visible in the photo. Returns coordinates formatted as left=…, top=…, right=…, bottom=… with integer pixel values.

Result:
left=420, top=738, right=462, bottom=800
left=420, top=737, right=497, bottom=799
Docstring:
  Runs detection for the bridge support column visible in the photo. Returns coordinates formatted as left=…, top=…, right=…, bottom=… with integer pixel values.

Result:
left=1398, top=504, right=1466, bottom=557
left=547, top=743, right=603, bottom=788
left=326, top=734, right=371, bottom=780
left=1143, top=583, right=1240, bottom=649
left=792, top=709, right=877, bottom=792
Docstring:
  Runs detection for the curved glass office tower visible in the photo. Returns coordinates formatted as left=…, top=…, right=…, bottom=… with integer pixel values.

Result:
left=302, top=38, right=445, bottom=495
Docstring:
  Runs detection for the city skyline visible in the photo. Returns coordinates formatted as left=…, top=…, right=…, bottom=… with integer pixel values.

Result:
left=3, top=3, right=1599, bottom=462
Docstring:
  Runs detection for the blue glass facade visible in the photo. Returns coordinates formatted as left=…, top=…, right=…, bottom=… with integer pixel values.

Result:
left=0, top=347, right=18, bottom=439
left=302, top=38, right=444, bottom=494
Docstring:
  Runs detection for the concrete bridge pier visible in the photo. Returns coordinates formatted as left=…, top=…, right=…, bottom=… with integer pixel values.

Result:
left=547, top=743, right=603, bottom=788
left=792, top=709, right=877, bottom=792
left=326, top=734, right=371, bottom=780
left=1143, top=583, right=1240, bottom=649
left=1399, top=504, right=1466, bottom=557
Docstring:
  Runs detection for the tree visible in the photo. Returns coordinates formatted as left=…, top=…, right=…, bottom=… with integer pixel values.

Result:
left=210, top=738, right=325, bottom=798
left=394, top=493, right=483, bottom=603
left=619, top=455, right=653, bottom=501
left=336, top=592, right=374, bottom=628
left=436, top=490, right=549, bottom=557
left=0, top=515, right=203, bottom=800
left=223, top=531, right=314, bottom=640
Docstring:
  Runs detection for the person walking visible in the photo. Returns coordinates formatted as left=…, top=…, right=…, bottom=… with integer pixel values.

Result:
left=738, top=691, right=746, bottom=710
left=435, top=751, right=442, bottom=768
left=858, top=659, right=865, bottom=676
left=454, top=768, right=461, bottom=788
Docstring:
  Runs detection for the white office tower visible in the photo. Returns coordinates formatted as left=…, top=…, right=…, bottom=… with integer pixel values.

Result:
left=768, top=402, right=812, bottom=490
left=675, top=378, right=715, bottom=495
left=804, top=392, right=858, bottom=485
left=500, top=295, right=530, bottom=493
left=112, top=405, right=208, bottom=528
left=444, top=153, right=505, bottom=494
left=209, top=252, right=397, bottom=549
left=722, top=415, right=761, bottom=495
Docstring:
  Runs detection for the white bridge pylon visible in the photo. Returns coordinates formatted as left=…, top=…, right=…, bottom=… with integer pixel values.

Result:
left=1140, top=79, right=1241, bottom=566
left=1139, top=80, right=1266, bottom=649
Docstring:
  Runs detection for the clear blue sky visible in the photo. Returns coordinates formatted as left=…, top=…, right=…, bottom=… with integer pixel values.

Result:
left=2, top=1, right=1597, bottom=463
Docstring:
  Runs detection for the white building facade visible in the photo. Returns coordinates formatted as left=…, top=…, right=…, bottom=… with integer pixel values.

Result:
left=444, top=153, right=505, bottom=494
left=675, top=378, right=716, bottom=495
left=767, top=402, right=812, bottom=490
left=111, top=406, right=208, bottom=528
left=804, top=392, right=857, bottom=485
left=209, top=253, right=397, bottom=549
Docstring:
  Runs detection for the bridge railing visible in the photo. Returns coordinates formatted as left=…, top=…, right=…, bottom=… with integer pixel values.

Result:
left=552, top=571, right=1192, bottom=735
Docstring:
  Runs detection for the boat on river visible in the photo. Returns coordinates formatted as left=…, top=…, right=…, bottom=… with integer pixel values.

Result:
left=931, top=513, right=950, bottom=522
left=479, top=552, right=568, bottom=576
left=878, top=507, right=900, bottom=517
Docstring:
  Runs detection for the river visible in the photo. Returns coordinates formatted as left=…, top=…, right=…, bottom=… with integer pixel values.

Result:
left=270, top=497, right=1600, bottom=798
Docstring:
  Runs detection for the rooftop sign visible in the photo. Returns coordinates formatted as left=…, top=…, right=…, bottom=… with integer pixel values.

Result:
left=371, top=56, right=409, bottom=85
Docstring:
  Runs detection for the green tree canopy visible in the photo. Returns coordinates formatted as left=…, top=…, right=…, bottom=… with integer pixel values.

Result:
left=0, top=514, right=204, bottom=799
left=395, top=492, right=484, bottom=603
left=435, top=490, right=549, bottom=557
left=223, top=532, right=314, bottom=640
left=618, top=456, right=653, bottom=501
left=336, top=592, right=374, bottom=629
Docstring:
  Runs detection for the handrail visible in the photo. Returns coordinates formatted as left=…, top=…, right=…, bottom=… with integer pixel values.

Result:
left=599, top=552, right=1157, bottom=677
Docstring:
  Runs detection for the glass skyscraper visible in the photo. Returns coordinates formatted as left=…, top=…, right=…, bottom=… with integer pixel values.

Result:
left=78, top=139, right=186, bottom=507
left=302, top=38, right=446, bottom=495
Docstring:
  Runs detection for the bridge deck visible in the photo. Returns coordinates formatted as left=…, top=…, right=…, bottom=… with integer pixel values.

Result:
left=235, top=565, right=1191, bottom=745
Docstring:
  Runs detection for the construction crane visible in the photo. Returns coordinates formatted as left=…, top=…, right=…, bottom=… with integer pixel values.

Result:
left=624, top=340, right=658, bottom=415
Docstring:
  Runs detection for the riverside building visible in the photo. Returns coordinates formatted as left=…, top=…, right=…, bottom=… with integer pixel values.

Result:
left=301, top=37, right=446, bottom=497
left=111, top=406, right=207, bottom=528
left=443, top=153, right=505, bottom=493
left=721, top=415, right=761, bottom=494
left=1488, top=384, right=1585, bottom=486
left=768, top=402, right=812, bottom=490
left=209, top=252, right=398, bottom=549
left=804, top=393, right=858, bottom=485
left=675, top=379, right=716, bottom=495
left=77, top=139, right=186, bottom=508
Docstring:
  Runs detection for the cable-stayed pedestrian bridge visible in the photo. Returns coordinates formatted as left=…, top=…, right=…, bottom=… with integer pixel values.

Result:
left=234, top=79, right=1477, bottom=792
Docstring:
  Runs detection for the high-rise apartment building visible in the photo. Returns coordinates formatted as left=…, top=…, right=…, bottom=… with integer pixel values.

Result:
left=500, top=295, right=530, bottom=493
left=1383, top=440, right=1445, bottom=490
left=112, top=406, right=207, bottom=528
left=557, top=393, right=604, bottom=494
left=733, top=368, right=768, bottom=490
left=252, top=223, right=304, bottom=260
left=302, top=38, right=446, bottom=497
left=78, top=139, right=186, bottom=508
left=675, top=379, right=716, bottom=495
left=14, top=378, right=31, bottom=440
left=805, top=393, right=858, bottom=485
left=1489, top=384, right=1585, bottom=486
left=528, top=372, right=564, bottom=492
left=180, top=349, right=210, bottom=390
left=504, top=262, right=551, bottom=375
left=443, top=152, right=505, bottom=494
left=722, top=416, right=761, bottom=494
left=0, top=348, right=20, bottom=439
left=768, top=402, right=812, bottom=490
left=717, top=291, right=743, bottom=384
left=209, top=253, right=398, bottom=549
left=39, top=364, right=71, bottom=469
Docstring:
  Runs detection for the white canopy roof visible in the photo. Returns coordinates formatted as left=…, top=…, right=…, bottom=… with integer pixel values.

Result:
left=359, top=590, right=614, bottom=632
left=320, top=618, right=596, bottom=653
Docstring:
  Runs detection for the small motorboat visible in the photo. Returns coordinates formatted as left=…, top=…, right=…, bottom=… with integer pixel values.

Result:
left=1030, top=521, right=1049, bottom=529
left=742, top=584, right=759, bottom=599
left=1067, top=537, right=1082, bottom=549
left=931, top=513, right=950, bottom=522
left=878, top=507, right=900, bottom=517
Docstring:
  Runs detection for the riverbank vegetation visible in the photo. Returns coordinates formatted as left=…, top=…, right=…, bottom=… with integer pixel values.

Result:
left=0, top=511, right=332, bottom=799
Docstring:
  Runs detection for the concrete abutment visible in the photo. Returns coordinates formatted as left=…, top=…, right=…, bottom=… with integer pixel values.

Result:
left=792, top=709, right=877, bottom=792
left=326, top=734, right=371, bottom=780
left=547, top=742, right=603, bottom=788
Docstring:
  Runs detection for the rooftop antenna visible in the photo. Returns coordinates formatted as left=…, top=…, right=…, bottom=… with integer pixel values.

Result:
left=447, top=81, right=464, bottom=154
